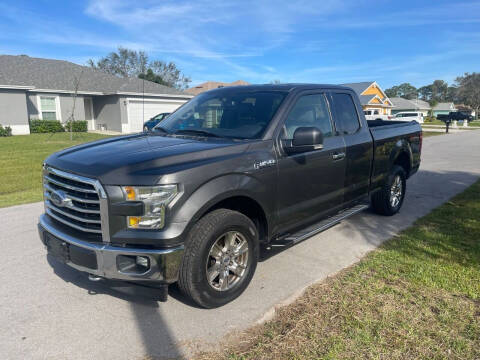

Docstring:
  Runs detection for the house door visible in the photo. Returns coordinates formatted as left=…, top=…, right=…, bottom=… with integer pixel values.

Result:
left=84, top=98, right=94, bottom=130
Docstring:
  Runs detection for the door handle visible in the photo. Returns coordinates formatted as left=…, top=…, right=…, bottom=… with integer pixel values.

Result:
left=332, top=152, right=346, bottom=161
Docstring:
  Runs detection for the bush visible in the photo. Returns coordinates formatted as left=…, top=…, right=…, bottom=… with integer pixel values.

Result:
left=64, top=120, right=88, bottom=132
left=424, top=116, right=436, bottom=123
left=0, top=125, right=12, bottom=137
left=30, top=119, right=64, bottom=133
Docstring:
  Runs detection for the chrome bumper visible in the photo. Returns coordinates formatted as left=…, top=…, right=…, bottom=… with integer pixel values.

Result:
left=38, top=214, right=184, bottom=283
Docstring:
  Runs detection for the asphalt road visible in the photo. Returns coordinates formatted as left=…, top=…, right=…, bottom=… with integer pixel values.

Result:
left=2, top=131, right=480, bottom=360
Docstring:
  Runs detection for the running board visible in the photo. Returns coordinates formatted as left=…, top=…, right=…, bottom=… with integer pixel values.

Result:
left=275, top=204, right=369, bottom=246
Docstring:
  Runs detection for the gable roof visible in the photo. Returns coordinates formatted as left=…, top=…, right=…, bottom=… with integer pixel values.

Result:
left=185, top=80, right=250, bottom=95
left=390, top=97, right=431, bottom=110
left=358, top=94, right=377, bottom=105
left=0, top=55, right=188, bottom=96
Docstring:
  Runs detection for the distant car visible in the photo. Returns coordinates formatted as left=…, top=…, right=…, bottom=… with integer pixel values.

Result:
left=393, top=112, right=424, bottom=124
left=363, top=109, right=391, bottom=121
left=143, top=113, right=171, bottom=131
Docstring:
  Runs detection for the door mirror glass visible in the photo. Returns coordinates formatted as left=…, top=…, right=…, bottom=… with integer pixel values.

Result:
left=283, top=126, right=323, bottom=154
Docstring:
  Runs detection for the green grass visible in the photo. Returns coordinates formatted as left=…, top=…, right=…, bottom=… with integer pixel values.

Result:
left=423, top=131, right=445, bottom=137
left=423, top=119, right=445, bottom=125
left=199, top=181, right=480, bottom=360
left=0, top=132, right=112, bottom=208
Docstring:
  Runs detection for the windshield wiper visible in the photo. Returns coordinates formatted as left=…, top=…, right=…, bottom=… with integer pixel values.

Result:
left=152, top=126, right=169, bottom=134
left=174, top=129, right=220, bottom=138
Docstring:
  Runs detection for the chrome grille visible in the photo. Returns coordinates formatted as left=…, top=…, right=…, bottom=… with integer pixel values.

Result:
left=43, top=167, right=109, bottom=241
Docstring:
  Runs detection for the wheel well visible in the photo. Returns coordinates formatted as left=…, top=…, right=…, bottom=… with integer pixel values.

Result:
left=394, top=152, right=411, bottom=177
left=206, top=196, right=268, bottom=242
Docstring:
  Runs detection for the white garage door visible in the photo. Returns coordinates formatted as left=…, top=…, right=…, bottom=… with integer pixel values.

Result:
left=127, top=99, right=185, bottom=133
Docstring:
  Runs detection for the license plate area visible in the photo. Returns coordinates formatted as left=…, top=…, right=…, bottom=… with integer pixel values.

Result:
left=45, top=233, right=69, bottom=263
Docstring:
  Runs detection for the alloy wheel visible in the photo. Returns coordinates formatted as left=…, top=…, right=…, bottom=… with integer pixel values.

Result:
left=206, top=231, right=249, bottom=291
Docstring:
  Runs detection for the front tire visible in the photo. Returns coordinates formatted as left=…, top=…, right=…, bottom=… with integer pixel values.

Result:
left=178, top=209, right=259, bottom=308
left=371, top=165, right=406, bottom=216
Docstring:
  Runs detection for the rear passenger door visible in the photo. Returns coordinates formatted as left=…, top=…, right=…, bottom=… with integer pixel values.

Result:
left=329, top=92, right=373, bottom=205
left=276, top=92, right=346, bottom=232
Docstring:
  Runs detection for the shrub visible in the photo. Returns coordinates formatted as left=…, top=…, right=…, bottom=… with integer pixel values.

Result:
left=424, top=116, right=436, bottom=123
left=30, top=119, right=64, bottom=133
left=64, top=120, right=88, bottom=132
left=0, top=125, right=12, bottom=137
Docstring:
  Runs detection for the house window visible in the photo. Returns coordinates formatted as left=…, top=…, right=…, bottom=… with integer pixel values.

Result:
left=39, top=96, right=59, bottom=120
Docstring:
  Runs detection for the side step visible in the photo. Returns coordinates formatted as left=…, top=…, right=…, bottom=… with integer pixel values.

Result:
left=276, top=204, right=369, bottom=247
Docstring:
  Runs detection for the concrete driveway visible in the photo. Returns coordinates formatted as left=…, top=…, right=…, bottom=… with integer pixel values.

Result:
left=2, top=131, right=480, bottom=360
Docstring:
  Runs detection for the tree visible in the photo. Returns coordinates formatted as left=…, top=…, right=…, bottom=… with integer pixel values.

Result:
left=88, top=47, right=191, bottom=90
left=385, top=83, right=417, bottom=99
left=430, top=80, right=448, bottom=102
left=456, top=72, right=480, bottom=120
left=418, top=85, right=432, bottom=101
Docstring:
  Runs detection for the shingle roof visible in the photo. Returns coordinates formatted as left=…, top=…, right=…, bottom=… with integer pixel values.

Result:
left=358, top=94, right=376, bottom=105
left=341, top=82, right=374, bottom=96
left=433, top=102, right=455, bottom=111
left=0, top=55, right=186, bottom=96
left=390, top=97, right=431, bottom=110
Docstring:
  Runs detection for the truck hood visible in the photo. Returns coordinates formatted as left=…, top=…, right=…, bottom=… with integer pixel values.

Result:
left=45, top=133, right=250, bottom=185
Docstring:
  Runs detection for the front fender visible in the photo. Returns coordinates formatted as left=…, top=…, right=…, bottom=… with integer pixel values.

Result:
left=169, top=173, right=274, bottom=232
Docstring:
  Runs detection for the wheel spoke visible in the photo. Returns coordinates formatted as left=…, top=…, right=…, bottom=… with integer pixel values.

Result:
left=229, top=261, right=246, bottom=277
left=210, top=243, right=224, bottom=260
left=224, top=232, right=237, bottom=251
left=207, top=262, right=221, bottom=283
left=219, top=269, right=230, bottom=290
left=233, top=239, right=248, bottom=257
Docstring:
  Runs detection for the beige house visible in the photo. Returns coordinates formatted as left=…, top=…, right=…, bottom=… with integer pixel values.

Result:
left=185, top=80, right=250, bottom=96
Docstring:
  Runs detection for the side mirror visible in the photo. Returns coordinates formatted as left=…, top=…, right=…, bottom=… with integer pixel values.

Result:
left=283, top=127, right=324, bottom=154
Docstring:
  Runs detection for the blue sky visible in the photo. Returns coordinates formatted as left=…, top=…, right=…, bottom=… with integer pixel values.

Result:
left=1, top=0, right=480, bottom=88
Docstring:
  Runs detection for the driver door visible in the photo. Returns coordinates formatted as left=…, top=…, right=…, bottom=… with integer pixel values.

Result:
left=276, top=92, right=346, bottom=233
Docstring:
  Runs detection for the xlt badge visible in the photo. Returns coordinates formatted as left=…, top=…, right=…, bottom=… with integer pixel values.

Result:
left=253, top=159, right=277, bottom=169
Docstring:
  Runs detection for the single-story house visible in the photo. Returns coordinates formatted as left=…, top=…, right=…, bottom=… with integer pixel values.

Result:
left=432, top=102, right=456, bottom=117
left=389, top=97, right=431, bottom=116
left=0, top=55, right=193, bottom=135
left=185, top=80, right=250, bottom=96
left=341, top=81, right=394, bottom=115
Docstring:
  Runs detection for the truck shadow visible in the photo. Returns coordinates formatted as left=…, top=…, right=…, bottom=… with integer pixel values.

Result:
left=47, top=256, right=185, bottom=359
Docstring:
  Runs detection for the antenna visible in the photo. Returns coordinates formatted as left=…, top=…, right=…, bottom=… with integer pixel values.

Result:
left=142, top=77, right=145, bottom=130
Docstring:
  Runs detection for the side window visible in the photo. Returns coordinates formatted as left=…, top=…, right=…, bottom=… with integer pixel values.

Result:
left=331, top=93, right=360, bottom=134
left=282, top=94, right=333, bottom=139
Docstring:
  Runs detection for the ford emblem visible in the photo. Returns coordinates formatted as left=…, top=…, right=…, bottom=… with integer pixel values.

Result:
left=50, top=190, right=71, bottom=208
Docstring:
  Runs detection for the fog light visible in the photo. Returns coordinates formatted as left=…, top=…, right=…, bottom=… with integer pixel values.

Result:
left=117, top=255, right=150, bottom=274
left=136, top=256, right=149, bottom=268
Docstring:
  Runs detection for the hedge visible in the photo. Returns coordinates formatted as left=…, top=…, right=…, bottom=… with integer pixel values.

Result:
left=30, top=120, right=65, bottom=133
left=0, top=124, right=12, bottom=137
left=64, top=120, right=88, bottom=132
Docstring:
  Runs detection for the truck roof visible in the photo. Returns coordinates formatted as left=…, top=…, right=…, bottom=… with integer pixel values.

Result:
left=205, top=83, right=353, bottom=94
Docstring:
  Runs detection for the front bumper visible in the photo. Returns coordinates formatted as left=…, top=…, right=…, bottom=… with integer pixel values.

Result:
left=38, top=214, right=184, bottom=283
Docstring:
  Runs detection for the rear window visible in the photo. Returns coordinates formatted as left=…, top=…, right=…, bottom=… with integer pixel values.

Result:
left=331, top=93, right=360, bottom=134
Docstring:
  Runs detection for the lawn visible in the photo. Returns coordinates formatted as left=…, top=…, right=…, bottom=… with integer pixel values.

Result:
left=0, top=132, right=112, bottom=208
left=423, top=131, right=445, bottom=137
left=199, top=180, right=480, bottom=360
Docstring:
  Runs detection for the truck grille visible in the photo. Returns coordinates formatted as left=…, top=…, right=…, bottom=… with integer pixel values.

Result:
left=43, top=167, right=108, bottom=241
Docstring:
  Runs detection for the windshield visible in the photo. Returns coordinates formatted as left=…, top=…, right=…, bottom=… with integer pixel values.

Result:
left=154, top=91, right=287, bottom=139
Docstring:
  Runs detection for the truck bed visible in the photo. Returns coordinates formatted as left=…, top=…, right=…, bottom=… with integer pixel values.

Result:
left=367, top=119, right=422, bottom=191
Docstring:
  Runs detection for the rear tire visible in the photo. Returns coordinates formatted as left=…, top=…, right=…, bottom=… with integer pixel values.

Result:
left=178, top=209, right=259, bottom=308
left=371, top=165, right=406, bottom=216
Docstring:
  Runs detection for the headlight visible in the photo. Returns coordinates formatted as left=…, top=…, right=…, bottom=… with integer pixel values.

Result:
left=122, top=185, right=178, bottom=229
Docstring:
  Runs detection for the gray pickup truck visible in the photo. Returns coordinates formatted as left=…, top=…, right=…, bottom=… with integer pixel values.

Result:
left=38, top=84, right=422, bottom=308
